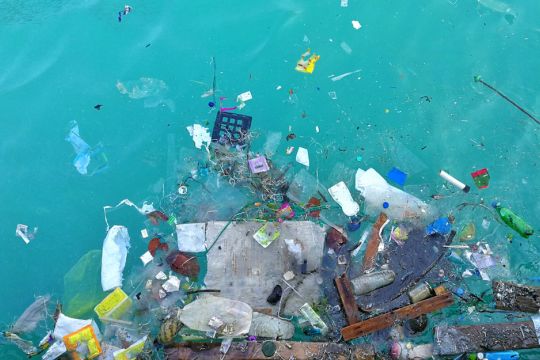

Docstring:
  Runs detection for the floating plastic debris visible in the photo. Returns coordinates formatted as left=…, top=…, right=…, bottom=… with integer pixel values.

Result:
left=330, top=69, right=361, bottom=81
left=187, top=124, right=212, bottom=149
left=65, top=121, right=108, bottom=176
left=101, top=225, right=130, bottom=292
left=296, top=147, right=310, bottom=167
left=116, top=77, right=175, bottom=111
left=295, top=49, right=320, bottom=74
left=15, top=224, right=37, bottom=244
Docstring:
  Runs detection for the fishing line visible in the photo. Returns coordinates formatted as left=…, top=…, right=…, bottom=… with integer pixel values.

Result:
left=474, top=75, right=540, bottom=126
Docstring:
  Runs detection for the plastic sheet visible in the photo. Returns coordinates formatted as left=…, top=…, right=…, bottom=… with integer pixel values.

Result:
left=116, top=77, right=175, bottom=111
left=11, top=295, right=51, bottom=334
left=101, top=226, right=131, bottom=291
left=178, top=295, right=253, bottom=337
left=176, top=223, right=206, bottom=253
left=64, top=120, right=110, bottom=176
left=63, top=250, right=104, bottom=317
left=186, top=124, right=211, bottom=149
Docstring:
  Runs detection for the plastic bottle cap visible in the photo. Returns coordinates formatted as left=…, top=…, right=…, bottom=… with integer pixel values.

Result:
left=208, top=101, right=215, bottom=108
left=456, top=288, right=465, bottom=296
left=262, top=341, right=276, bottom=357
left=491, top=201, right=499, bottom=208
left=383, top=202, right=389, bottom=209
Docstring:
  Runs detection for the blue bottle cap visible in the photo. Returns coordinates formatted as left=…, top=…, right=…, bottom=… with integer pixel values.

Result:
left=208, top=101, right=215, bottom=108
left=491, top=201, right=499, bottom=208
left=456, top=288, right=465, bottom=296
left=347, top=221, right=361, bottom=232
left=383, top=202, right=389, bottom=209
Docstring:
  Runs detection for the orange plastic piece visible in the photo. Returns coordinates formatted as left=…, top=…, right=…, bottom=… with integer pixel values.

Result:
left=63, top=324, right=102, bottom=359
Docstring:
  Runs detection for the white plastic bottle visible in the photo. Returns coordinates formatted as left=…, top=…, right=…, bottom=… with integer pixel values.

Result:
left=355, top=168, right=435, bottom=221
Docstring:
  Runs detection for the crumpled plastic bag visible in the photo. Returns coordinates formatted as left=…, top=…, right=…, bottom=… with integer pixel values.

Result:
left=65, top=121, right=108, bottom=175
left=101, top=226, right=130, bottom=292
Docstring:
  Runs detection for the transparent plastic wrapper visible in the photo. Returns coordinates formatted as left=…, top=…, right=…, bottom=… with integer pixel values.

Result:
left=15, top=223, right=37, bottom=244
left=101, top=226, right=131, bottom=292
left=112, top=335, right=148, bottom=359
left=179, top=173, right=249, bottom=223
left=11, top=295, right=51, bottom=334
left=1, top=332, right=37, bottom=356
left=116, top=77, right=175, bottom=111
left=355, top=168, right=435, bottom=221
left=286, top=168, right=328, bottom=204
left=65, top=121, right=108, bottom=176
left=263, top=131, right=282, bottom=156
left=381, top=138, right=427, bottom=175
left=177, top=295, right=253, bottom=337
left=64, top=250, right=104, bottom=317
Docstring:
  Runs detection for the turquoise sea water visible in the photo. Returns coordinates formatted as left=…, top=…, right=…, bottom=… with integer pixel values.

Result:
left=1, top=0, right=539, bottom=358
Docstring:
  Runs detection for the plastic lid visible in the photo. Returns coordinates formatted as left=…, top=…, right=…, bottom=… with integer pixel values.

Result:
left=262, top=341, right=277, bottom=357
left=383, top=202, right=389, bottom=209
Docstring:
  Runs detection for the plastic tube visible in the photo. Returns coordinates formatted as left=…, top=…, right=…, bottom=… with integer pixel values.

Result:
left=439, top=170, right=470, bottom=193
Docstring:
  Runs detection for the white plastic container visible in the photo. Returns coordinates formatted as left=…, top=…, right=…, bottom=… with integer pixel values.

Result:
left=355, top=168, right=434, bottom=221
left=328, top=181, right=359, bottom=217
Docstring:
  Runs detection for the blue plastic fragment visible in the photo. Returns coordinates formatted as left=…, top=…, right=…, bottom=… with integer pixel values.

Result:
left=387, top=167, right=408, bottom=186
left=425, top=217, right=452, bottom=235
left=383, top=202, right=389, bottom=209
left=484, top=351, right=519, bottom=360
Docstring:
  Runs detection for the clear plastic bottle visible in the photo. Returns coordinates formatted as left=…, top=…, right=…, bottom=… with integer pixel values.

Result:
left=355, top=168, right=435, bottom=221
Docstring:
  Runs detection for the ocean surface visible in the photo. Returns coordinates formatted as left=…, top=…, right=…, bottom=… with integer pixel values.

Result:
left=1, top=0, right=539, bottom=358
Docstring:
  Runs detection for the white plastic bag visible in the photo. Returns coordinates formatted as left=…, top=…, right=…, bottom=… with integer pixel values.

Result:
left=101, top=225, right=130, bottom=291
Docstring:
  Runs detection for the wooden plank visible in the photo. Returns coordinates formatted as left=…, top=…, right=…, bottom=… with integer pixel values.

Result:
left=341, top=290, right=453, bottom=341
left=362, top=212, right=388, bottom=272
left=164, top=341, right=376, bottom=360
left=434, top=321, right=540, bottom=355
left=493, top=281, right=540, bottom=313
left=334, top=274, right=361, bottom=325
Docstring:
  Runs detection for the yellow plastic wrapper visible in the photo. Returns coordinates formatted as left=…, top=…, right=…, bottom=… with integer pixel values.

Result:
left=295, top=49, right=320, bottom=74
